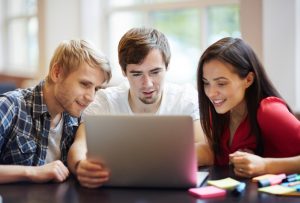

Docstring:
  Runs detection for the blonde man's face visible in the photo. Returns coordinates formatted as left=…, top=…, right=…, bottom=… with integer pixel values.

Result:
left=54, top=62, right=105, bottom=117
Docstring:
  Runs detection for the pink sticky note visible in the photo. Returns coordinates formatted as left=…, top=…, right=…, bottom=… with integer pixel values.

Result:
left=189, top=186, right=226, bottom=198
left=252, top=174, right=278, bottom=182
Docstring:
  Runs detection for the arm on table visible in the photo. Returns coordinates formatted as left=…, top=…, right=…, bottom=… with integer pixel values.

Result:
left=67, top=123, right=110, bottom=188
left=230, top=98, right=300, bottom=177
left=0, top=160, right=69, bottom=183
left=230, top=152, right=300, bottom=177
left=264, top=155, right=300, bottom=174
left=0, top=97, right=69, bottom=184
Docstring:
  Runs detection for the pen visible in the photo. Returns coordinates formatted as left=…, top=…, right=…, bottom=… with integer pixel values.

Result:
left=258, top=173, right=286, bottom=188
left=231, top=182, right=246, bottom=196
left=282, top=174, right=299, bottom=182
left=288, top=181, right=300, bottom=187
left=295, top=185, right=300, bottom=192
left=286, top=175, right=300, bottom=183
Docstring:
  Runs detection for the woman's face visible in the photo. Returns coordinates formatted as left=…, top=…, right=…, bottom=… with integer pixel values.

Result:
left=202, top=59, right=253, bottom=114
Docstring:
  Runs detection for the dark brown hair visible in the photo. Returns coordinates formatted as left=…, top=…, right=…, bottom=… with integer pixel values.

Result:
left=118, top=27, right=171, bottom=73
left=197, top=37, right=291, bottom=156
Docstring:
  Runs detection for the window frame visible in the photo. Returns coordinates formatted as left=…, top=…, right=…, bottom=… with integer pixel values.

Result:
left=103, top=0, right=240, bottom=85
left=0, top=0, right=38, bottom=76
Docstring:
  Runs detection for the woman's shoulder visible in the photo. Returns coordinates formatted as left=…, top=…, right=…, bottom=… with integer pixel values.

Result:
left=258, top=96, right=289, bottom=118
left=260, top=96, right=286, bottom=106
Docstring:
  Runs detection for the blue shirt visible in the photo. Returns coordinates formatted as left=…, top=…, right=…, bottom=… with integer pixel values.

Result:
left=0, top=81, right=80, bottom=166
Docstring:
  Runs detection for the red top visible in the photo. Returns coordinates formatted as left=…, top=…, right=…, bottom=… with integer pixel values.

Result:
left=215, top=97, right=300, bottom=165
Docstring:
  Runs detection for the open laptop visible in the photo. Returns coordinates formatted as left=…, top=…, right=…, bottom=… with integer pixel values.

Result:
left=85, top=115, right=209, bottom=188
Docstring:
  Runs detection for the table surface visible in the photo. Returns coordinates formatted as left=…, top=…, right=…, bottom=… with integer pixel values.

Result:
left=0, top=165, right=299, bottom=203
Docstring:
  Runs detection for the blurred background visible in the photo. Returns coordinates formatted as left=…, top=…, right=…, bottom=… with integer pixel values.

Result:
left=0, top=0, right=299, bottom=112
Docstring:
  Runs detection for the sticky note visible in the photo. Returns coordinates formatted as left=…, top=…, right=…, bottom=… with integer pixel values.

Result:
left=252, top=174, right=278, bottom=182
left=189, top=186, right=226, bottom=198
left=279, top=191, right=300, bottom=197
left=258, top=185, right=296, bottom=195
left=207, top=177, right=240, bottom=189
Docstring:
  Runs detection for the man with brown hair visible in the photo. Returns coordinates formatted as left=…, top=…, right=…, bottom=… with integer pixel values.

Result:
left=68, top=27, right=202, bottom=188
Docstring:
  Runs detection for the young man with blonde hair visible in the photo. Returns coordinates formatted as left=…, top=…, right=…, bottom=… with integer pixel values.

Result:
left=0, top=39, right=111, bottom=183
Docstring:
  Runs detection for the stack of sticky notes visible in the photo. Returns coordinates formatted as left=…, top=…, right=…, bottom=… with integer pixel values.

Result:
left=207, top=177, right=241, bottom=189
left=254, top=173, right=300, bottom=196
left=189, top=186, right=226, bottom=198
left=189, top=177, right=246, bottom=199
left=258, top=185, right=297, bottom=195
left=252, top=174, right=281, bottom=182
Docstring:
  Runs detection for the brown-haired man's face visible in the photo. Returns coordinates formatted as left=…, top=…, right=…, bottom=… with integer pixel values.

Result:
left=124, top=49, right=167, bottom=109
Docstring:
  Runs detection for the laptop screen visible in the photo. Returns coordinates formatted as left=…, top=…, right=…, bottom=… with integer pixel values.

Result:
left=85, top=115, right=198, bottom=188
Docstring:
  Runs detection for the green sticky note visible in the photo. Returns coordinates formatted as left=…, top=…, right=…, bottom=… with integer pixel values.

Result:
left=207, top=177, right=240, bottom=189
left=258, top=185, right=296, bottom=195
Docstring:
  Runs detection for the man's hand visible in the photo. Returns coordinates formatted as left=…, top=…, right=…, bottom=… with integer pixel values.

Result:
left=76, top=159, right=110, bottom=188
left=28, top=160, right=69, bottom=183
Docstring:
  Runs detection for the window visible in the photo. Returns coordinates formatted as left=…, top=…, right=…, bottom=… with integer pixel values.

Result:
left=106, top=0, right=240, bottom=85
left=0, top=0, right=38, bottom=76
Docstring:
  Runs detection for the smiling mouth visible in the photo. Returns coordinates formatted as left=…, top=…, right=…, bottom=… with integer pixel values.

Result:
left=76, top=100, right=88, bottom=108
left=211, top=99, right=225, bottom=107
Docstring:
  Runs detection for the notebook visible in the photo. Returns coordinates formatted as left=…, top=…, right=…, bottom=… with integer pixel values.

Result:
left=85, top=115, right=208, bottom=188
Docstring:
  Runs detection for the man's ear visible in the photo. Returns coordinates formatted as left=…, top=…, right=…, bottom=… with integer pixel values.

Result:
left=245, top=71, right=255, bottom=88
left=50, top=63, right=63, bottom=83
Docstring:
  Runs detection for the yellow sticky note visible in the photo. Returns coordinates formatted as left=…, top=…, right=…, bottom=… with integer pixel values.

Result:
left=207, top=177, right=240, bottom=189
left=258, top=185, right=296, bottom=195
left=280, top=192, right=300, bottom=197
left=252, top=174, right=278, bottom=182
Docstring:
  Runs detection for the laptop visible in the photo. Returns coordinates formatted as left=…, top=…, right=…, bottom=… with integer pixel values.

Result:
left=85, top=115, right=208, bottom=188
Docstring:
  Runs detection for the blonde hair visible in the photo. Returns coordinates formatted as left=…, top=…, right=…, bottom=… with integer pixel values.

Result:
left=47, top=39, right=111, bottom=84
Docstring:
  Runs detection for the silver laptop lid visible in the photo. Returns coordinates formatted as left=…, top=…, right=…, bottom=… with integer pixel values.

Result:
left=85, top=115, right=197, bottom=188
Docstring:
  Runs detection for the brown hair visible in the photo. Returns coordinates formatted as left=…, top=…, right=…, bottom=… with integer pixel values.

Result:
left=118, top=27, right=171, bottom=73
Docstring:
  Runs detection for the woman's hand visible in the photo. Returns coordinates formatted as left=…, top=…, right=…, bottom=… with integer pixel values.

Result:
left=229, top=151, right=267, bottom=178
